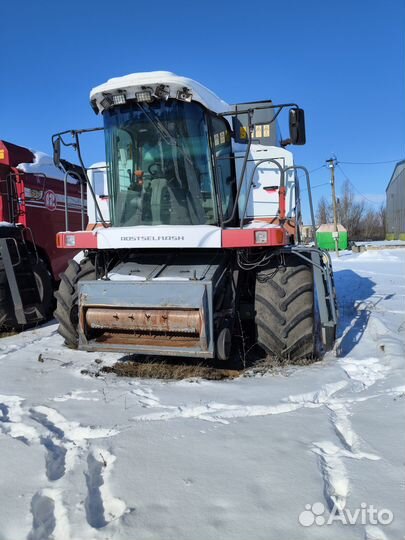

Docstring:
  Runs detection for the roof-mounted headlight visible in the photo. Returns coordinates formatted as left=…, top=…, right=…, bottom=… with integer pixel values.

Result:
left=153, top=84, right=170, bottom=100
left=136, top=88, right=153, bottom=103
left=112, top=92, right=127, bottom=105
left=100, top=94, right=113, bottom=110
left=176, top=87, right=192, bottom=102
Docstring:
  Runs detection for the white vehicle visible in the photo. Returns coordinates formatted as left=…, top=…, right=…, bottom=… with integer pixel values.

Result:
left=53, top=71, right=337, bottom=361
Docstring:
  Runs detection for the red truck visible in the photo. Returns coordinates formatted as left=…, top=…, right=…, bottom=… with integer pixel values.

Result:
left=0, top=140, right=85, bottom=329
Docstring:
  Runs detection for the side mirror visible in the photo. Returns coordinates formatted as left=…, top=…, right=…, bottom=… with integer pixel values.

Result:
left=52, top=137, right=61, bottom=166
left=289, top=108, right=306, bottom=145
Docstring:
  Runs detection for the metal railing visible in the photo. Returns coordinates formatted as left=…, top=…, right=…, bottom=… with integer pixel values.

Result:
left=63, top=170, right=86, bottom=231
left=215, top=154, right=317, bottom=243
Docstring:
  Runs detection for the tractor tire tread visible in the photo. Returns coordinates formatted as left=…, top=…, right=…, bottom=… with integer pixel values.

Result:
left=55, top=258, right=96, bottom=348
left=255, top=254, right=319, bottom=361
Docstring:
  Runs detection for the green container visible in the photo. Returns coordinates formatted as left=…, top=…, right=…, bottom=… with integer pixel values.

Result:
left=316, top=231, right=348, bottom=251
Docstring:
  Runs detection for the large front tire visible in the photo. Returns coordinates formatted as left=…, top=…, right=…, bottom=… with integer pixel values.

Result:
left=54, top=258, right=96, bottom=348
left=255, top=254, right=320, bottom=362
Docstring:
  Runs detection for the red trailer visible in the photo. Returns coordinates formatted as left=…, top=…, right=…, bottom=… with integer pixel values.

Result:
left=0, top=140, right=86, bottom=328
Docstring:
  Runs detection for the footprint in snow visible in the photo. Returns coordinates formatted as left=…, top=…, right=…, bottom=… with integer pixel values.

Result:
left=28, top=488, right=70, bottom=540
left=84, top=449, right=129, bottom=529
left=0, top=395, right=39, bottom=444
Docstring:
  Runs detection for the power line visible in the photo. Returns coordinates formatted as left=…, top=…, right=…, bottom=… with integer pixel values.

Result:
left=338, top=158, right=403, bottom=165
left=336, top=163, right=383, bottom=206
left=296, top=164, right=326, bottom=189
left=301, top=181, right=330, bottom=192
left=297, top=164, right=326, bottom=183
left=312, top=181, right=331, bottom=189
left=308, top=164, right=327, bottom=174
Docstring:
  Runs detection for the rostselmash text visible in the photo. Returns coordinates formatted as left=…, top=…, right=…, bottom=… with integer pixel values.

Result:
left=120, top=236, right=185, bottom=242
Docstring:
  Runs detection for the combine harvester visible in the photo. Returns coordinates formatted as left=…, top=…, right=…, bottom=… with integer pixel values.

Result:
left=0, top=141, right=85, bottom=329
left=53, top=72, right=338, bottom=362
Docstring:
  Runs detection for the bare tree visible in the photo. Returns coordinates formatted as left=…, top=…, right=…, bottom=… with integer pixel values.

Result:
left=316, top=196, right=331, bottom=225
left=338, top=180, right=365, bottom=240
left=315, top=181, right=385, bottom=241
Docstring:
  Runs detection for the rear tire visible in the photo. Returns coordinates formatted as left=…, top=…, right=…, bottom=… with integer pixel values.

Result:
left=255, top=254, right=320, bottom=362
left=0, top=268, right=10, bottom=328
left=54, top=258, right=96, bottom=348
left=0, top=258, right=54, bottom=329
left=31, top=259, right=54, bottom=320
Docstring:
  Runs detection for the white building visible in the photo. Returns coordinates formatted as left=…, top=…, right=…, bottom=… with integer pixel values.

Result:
left=386, top=160, right=405, bottom=240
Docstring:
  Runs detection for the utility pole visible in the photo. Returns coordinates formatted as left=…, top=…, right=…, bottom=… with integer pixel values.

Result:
left=326, top=157, right=339, bottom=257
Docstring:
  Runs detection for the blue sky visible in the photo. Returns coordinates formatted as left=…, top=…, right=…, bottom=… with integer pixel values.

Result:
left=2, top=0, right=404, bottom=218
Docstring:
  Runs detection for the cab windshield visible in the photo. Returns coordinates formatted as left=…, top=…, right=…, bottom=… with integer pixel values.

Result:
left=104, top=100, right=218, bottom=227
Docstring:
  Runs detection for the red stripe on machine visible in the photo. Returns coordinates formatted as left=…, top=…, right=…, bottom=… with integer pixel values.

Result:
left=222, top=228, right=288, bottom=248
left=56, top=231, right=97, bottom=249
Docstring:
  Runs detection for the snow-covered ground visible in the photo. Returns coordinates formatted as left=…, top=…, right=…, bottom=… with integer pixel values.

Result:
left=0, top=249, right=404, bottom=540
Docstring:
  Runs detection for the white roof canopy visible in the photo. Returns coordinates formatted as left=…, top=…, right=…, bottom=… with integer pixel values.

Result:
left=90, top=71, right=230, bottom=115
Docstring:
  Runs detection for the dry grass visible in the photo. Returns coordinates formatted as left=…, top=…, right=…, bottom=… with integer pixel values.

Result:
left=0, top=330, right=18, bottom=338
left=95, top=344, right=321, bottom=381
left=243, top=353, right=319, bottom=377
left=100, top=357, right=241, bottom=380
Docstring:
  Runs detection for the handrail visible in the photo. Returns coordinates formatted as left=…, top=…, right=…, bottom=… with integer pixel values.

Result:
left=283, top=165, right=317, bottom=247
left=63, top=170, right=85, bottom=232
